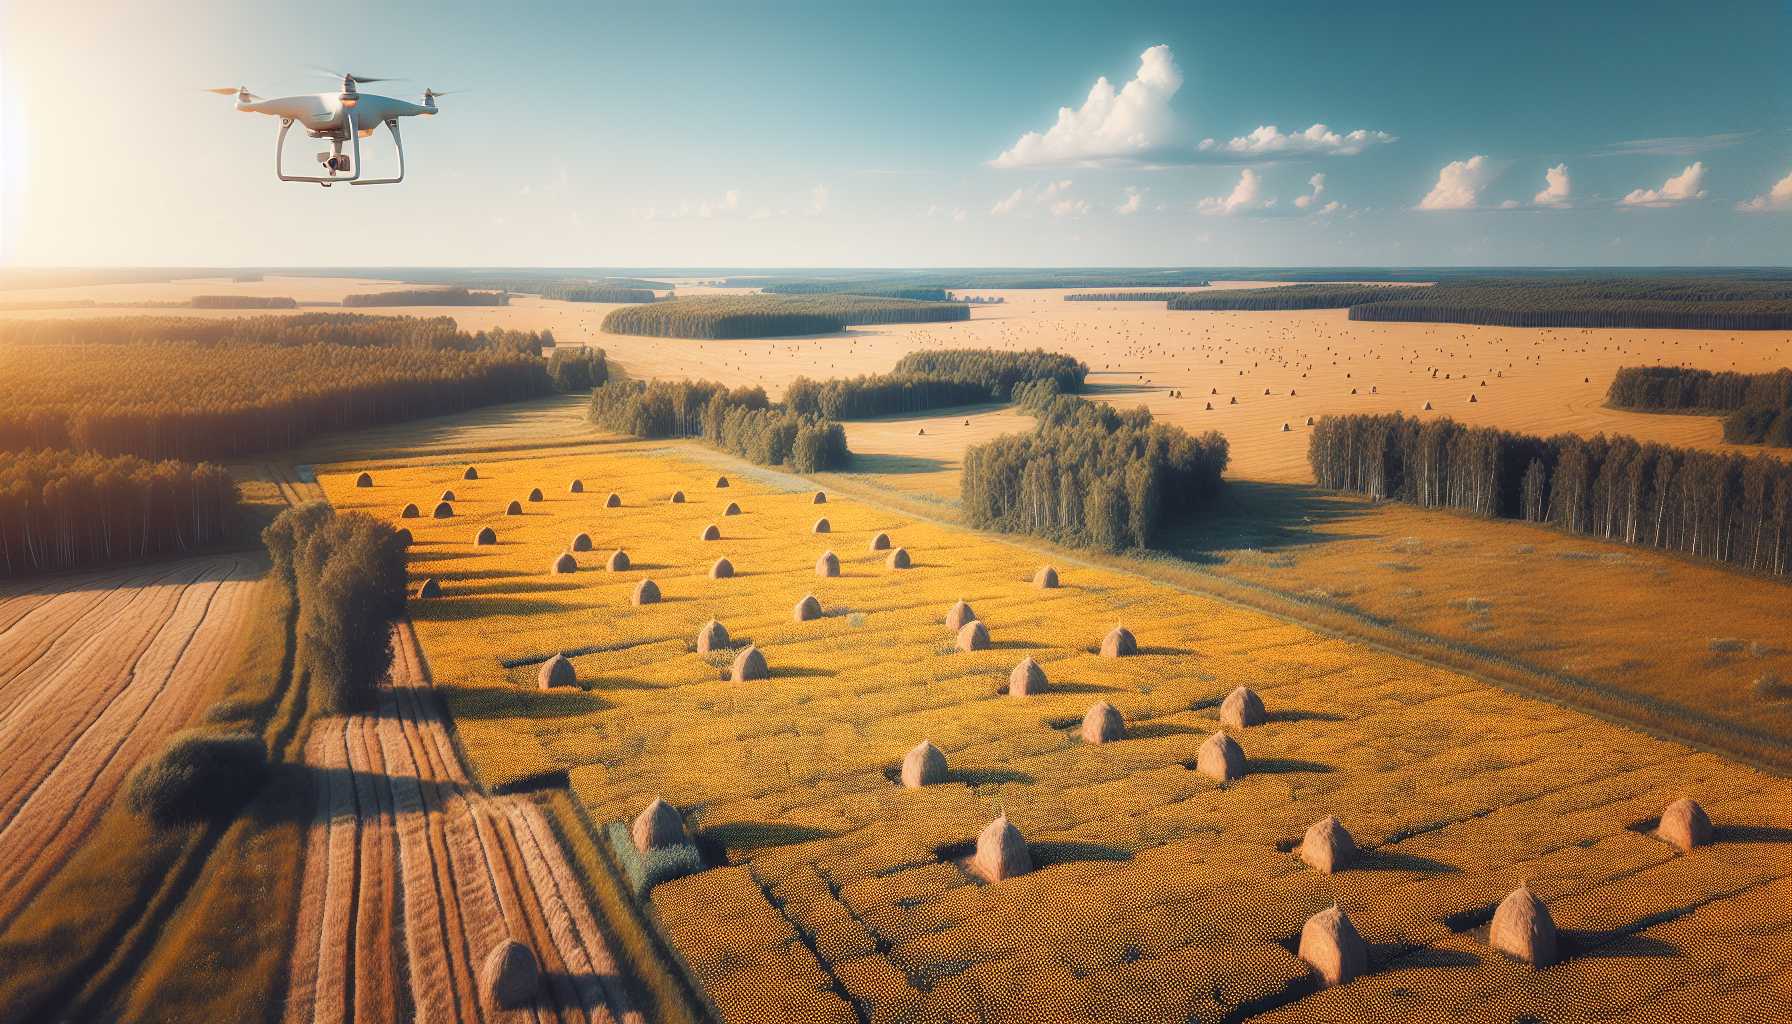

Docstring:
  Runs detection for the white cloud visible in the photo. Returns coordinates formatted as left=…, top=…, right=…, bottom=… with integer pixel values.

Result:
left=1736, top=169, right=1792, bottom=212
left=723, top=190, right=740, bottom=210
left=1316, top=200, right=1341, bottom=215
left=1199, top=125, right=1393, bottom=160
left=807, top=185, right=830, bottom=215
left=992, top=180, right=1079, bottom=217
left=1051, top=198, right=1090, bottom=218
left=991, top=45, right=1182, bottom=168
left=990, top=188, right=1027, bottom=216
left=1533, top=163, right=1570, bottom=207
left=1417, top=155, right=1493, bottom=210
left=1293, top=173, right=1325, bottom=209
left=1621, top=162, right=1706, bottom=207
left=1116, top=187, right=1143, bottom=215
left=1198, top=168, right=1272, bottom=216
left=1593, top=132, right=1751, bottom=158
left=952, top=207, right=968, bottom=223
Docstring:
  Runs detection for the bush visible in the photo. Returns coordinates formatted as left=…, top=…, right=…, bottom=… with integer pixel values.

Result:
left=127, top=730, right=268, bottom=824
left=605, top=822, right=704, bottom=897
left=587, top=379, right=849, bottom=471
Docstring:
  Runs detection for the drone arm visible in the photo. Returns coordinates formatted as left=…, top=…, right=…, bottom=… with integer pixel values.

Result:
left=350, top=119, right=404, bottom=186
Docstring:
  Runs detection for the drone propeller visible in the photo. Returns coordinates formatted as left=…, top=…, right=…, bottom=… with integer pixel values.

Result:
left=308, top=66, right=401, bottom=85
left=205, top=86, right=262, bottom=100
left=422, top=88, right=465, bottom=98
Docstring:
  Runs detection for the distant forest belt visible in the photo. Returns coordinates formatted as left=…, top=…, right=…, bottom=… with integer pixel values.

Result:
left=600, top=294, right=970, bottom=339
left=1341, top=277, right=1792, bottom=330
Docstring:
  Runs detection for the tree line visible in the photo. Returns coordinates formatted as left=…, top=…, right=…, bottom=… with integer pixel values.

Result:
left=1309, top=412, right=1792, bottom=577
left=602, top=295, right=970, bottom=339
left=723, top=270, right=1214, bottom=291
left=1064, top=292, right=1195, bottom=302
left=784, top=349, right=1087, bottom=420
left=1607, top=365, right=1792, bottom=447
left=0, top=312, right=554, bottom=354
left=587, top=378, right=849, bottom=472
left=1346, top=277, right=1792, bottom=330
left=961, top=381, right=1230, bottom=552
left=760, top=283, right=951, bottom=301
left=342, top=287, right=509, bottom=307
left=539, top=284, right=658, bottom=303
left=1168, top=284, right=1417, bottom=311
left=0, top=450, right=241, bottom=578
left=189, top=295, right=297, bottom=309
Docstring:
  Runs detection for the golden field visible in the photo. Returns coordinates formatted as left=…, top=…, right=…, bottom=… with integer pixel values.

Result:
left=321, top=440, right=1792, bottom=1024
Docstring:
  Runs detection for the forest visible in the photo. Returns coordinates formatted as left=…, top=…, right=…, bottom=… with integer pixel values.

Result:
left=1607, top=366, right=1792, bottom=447
left=961, top=381, right=1230, bottom=551
left=601, top=294, right=969, bottom=339
left=1346, top=277, right=1792, bottom=330
left=784, top=349, right=1088, bottom=420
left=587, top=379, right=849, bottom=472
left=1168, top=284, right=1417, bottom=311
left=547, top=346, right=610, bottom=392
left=538, top=284, right=658, bottom=303
left=759, top=283, right=952, bottom=301
left=0, top=450, right=241, bottom=578
left=1309, top=412, right=1792, bottom=577
left=1064, top=292, right=1194, bottom=302
left=341, top=287, right=509, bottom=307
left=0, top=312, right=553, bottom=354
left=721, top=270, right=1214, bottom=290
left=189, top=295, right=298, bottom=309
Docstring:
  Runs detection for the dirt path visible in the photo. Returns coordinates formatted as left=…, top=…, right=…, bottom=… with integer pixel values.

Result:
left=0, top=554, right=260, bottom=931
left=284, top=620, right=643, bottom=1024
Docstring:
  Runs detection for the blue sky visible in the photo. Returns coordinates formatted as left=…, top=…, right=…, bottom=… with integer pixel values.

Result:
left=2, top=0, right=1788, bottom=266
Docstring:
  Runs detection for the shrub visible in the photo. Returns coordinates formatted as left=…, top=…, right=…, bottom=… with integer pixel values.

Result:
left=127, top=730, right=268, bottom=824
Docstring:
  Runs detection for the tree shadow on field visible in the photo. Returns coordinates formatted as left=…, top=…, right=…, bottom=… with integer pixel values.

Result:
left=474, top=580, right=588, bottom=596
left=840, top=452, right=954, bottom=476
left=1157, top=481, right=1378, bottom=566
left=436, top=682, right=610, bottom=719
left=420, top=595, right=583, bottom=620
left=1084, top=382, right=1162, bottom=398
left=427, top=567, right=533, bottom=582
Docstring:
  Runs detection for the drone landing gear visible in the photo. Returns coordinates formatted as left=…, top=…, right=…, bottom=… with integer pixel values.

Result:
left=274, top=114, right=405, bottom=186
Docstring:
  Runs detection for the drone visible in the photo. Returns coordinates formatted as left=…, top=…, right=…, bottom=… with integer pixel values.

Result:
left=207, top=72, right=447, bottom=186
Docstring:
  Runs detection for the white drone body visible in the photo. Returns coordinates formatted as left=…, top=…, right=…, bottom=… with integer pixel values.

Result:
left=210, top=74, right=442, bottom=186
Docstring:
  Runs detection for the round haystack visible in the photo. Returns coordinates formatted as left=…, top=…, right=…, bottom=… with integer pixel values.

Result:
left=1300, top=816, right=1357, bottom=874
left=415, top=578, right=441, bottom=599
left=731, top=645, right=769, bottom=682
left=793, top=594, right=823, bottom=622
left=670, top=490, right=685, bottom=504
left=715, top=475, right=730, bottom=488
left=710, top=557, right=735, bottom=579
left=607, top=549, right=630, bottom=571
left=696, top=619, right=730, bottom=654
left=813, top=517, right=831, bottom=534
left=440, top=489, right=457, bottom=502
left=632, top=579, right=661, bottom=605
left=401, top=503, right=420, bottom=519
left=1298, top=906, right=1367, bottom=988
left=1220, top=686, right=1267, bottom=729
left=887, top=548, right=912, bottom=569
left=724, top=501, right=742, bottom=516
left=475, top=526, right=497, bottom=546
left=1657, top=798, right=1712, bottom=853
left=816, top=551, right=840, bottom=577
left=701, top=524, right=721, bottom=541
left=973, top=815, right=1031, bottom=881
left=813, top=491, right=828, bottom=504
left=433, top=502, right=455, bottom=519
left=527, top=487, right=544, bottom=503
left=506, top=500, right=524, bottom=516
left=394, top=528, right=412, bottom=546
left=955, top=620, right=990, bottom=652
left=1490, top=886, right=1558, bottom=966
left=605, top=492, right=622, bottom=508
left=569, top=479, right=584, bottom=494
left=946, top=600, right=976, bottom=632
left=1081, top=701, right=1125, bottom=744
left=1009, top=657, right=1047, bottom=696
left=869, top=532, right=892, bottom=552
left=901, top=740, right=949, bottom=788
left=1034, top=565, right=1059, bottom=589
left=1100, top=626, right=1136, bottom=657
left=570, top=532, right=593, bottom=552
left=463, top=466, right=479, bottom=480
left=537, top=654, right=576, bottom=690
left=550, top=552, right=578, bottom=574
left=481, top=939, right=540, bottom=1010
left=355, top=471, right=374, bottom=488
left=631, top=797, right=688, bottom=851
left=1196, top=731, right=1246, bottom=782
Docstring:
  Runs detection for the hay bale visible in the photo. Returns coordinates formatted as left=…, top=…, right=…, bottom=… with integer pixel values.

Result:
left=355, top=471, right=373, bottom=488
left=973, top=814, right=1031, bottom=881
left=1657, top=798, right=1712, bottom=853
left=816, top=551, right=840, bottom=577
left=1298, top=906, right=1367, bottom=987
left=1196, top=731, right=1245, bottom=782
left=605, top=492, right=622, bottom=508
left=701, top=524, right=721, bottom=541
left=1300, top=816, right=1356, bottom=874
left=506, top=500, right=524, bottom=516
left=527, top=487, right=544, bottom=503
left=793, top=595, right=822, bottom=622
left=813, top=517, right=831, bottom=534
left=1009, top=657, right=1047, bottom=696
left=550, top=552, right=577, bottom=574
left=481, top=939, right=540, bottom=1010
left=724, top=501, right=742, bottom=516
left=415, top=578, right=441, bottom=599
left=710, top=557, right=734, bottom=579
left=731, top=645, right=769, bottom=682
left=475, top=526, right=497, bottom=546
left=901, top=740, right=948, bottom=788
left=813, top=491, right=828, bottom=504
left=537, top=654, right=576, bottom=689
left=1490, top=886, right=1558, bottom=966
left=570, top=532, right=593, bottom=552
left=1034, top=565, right=1059, bottom=588
left=401, top=503, right=420, bottom=519
left=433, top=502, right=454, bottom=519
left=955, top=620, right=990, bottom=652
left=887, top=547, right=912, bottom=569
left=632, top=579, right=661, bottom=605
left=946, top=600, right=976, bottom=632
left=440, top=489, right=457, bottom=502
left=696, top=619, right=730, bottom=654
left=869, top=532, right=892, bottom=551
left=715, top=475, right=729, bottom=488
left=607, top=549, right=630, bottom=571
left=394, top=528, right=412, bottom=546
left=569, top=479, right=584, bottom=493
left=670, top=490, right=685, bottom=504
left=1100, top=626, right=1136, bottom=657
left=632, top=797, right=688, bottom=851
left=1220, top=686, right=1266, bottom=728
left=463, top=466, right=479, bottom=480
left=1081, top=701, right=1125, bottom=744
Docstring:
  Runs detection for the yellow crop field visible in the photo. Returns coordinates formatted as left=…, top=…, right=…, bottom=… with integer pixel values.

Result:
left=320, top=440, right=1792, bottom=1023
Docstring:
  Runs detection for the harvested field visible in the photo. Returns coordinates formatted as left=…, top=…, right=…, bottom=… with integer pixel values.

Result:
left=321, top=439, right=1792, bottom=1023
